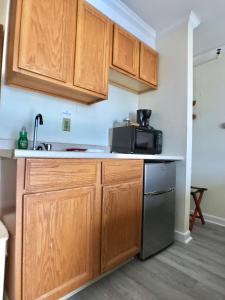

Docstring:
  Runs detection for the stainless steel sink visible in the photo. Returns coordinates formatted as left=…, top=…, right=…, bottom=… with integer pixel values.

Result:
left=36, top=143, right=52, bottom=151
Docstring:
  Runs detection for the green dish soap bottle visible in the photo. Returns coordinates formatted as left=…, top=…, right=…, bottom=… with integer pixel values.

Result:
left=18, top=127, right=28, bottom=149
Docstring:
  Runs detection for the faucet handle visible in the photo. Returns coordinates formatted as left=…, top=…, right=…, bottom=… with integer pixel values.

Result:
left=36, top=143, right=52, bottom=151
left=42, top=143, right=52, bottom=151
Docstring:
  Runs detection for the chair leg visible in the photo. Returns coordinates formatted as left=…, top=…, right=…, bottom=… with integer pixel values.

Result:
left=193, top=192, right=205, bottom=225
left=190, top=203, right=198, bottom=231
left=189, top=190, right=206, bottom=231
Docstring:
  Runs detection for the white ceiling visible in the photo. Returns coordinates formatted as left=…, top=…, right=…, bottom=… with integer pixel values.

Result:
left=120, top=0, right=225, bottom=33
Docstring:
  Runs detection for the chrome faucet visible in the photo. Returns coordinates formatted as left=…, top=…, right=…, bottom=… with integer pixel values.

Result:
left=32, top=114, right=43, bottom=150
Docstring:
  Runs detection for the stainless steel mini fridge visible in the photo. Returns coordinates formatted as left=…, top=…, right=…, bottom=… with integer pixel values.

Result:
left=140, top=162, right=176, bottom=260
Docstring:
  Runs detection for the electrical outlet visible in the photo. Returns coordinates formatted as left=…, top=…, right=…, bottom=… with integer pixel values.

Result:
left=62, top=118, right=71, bottom=132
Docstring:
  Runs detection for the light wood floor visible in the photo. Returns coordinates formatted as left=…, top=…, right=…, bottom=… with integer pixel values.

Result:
left=69, top=222, right=225, bottom=300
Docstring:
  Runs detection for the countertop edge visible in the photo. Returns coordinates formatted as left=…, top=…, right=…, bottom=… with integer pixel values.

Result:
left=0, top=149, right=184, bottom=161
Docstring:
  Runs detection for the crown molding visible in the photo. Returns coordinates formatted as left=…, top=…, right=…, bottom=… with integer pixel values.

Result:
left=159, top=11, right=200, bottom=38
left=86, top=0, right=156, bottom=48
left=188, top=11, right=201, bottom=29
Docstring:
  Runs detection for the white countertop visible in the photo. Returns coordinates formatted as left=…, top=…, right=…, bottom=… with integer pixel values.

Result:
left=0, top=149, right=184, bottom=161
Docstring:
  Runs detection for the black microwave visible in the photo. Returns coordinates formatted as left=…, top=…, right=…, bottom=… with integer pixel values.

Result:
left=111, top=126, right=162, bottom=155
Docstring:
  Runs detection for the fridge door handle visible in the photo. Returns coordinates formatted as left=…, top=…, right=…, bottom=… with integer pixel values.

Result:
left=144, top=188, right=175, bottom=196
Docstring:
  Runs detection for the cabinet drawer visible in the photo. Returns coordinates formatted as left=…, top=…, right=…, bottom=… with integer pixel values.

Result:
left=25, top=159, right=98, bottom=192
left=102, top=160, right=143, bottom=185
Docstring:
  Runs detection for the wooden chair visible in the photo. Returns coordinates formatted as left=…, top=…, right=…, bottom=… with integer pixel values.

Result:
left=189, top=186, right=208, bottom=231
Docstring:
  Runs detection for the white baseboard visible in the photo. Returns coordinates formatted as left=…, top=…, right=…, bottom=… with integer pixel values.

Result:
left=203, top=213, right=225, bottom=227
left=190, top=210, right=225, bottom=228
left=174, top=230, right=192, bottom=244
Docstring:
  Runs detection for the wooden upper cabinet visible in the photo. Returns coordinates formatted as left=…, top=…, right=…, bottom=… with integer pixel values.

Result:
left=7, top=0, right=159, bottom=103
left=18, top=0, right=76, bottom=83
left=140, top=43, right=158, bottom=86
left=109, top=24, right=159, bottom=93
left=101, top=181, right=142, bottom=273
left=112, top=24, right=139, bottom=77
left=22, top=187, right=95, bottom=300
left=7, top=0, right=109, bottom=104
left=74, top=0, right=110, bottom=95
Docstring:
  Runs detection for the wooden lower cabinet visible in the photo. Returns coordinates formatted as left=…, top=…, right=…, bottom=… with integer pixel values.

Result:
left=2, top=158, right=143, bottom=300
left=22, top=187, right=96, bottom=300
left=101, top=181, right=143, bottom=273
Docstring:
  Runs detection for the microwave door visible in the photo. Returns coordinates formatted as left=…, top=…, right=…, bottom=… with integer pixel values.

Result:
left=135, top=129, right=155, bottom=153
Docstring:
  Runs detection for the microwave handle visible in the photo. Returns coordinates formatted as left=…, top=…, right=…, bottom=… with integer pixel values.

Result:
left=131, top=127, right=136, bottom=152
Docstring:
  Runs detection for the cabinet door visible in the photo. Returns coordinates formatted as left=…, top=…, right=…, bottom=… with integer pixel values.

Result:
left=0, top=25, right=3, bottom=83
left=74, top=0, right=110, bottom=95
left=140, top=43, right=158, bottom=86
left=112, top=24, right=139, bottom=76
left=18, top=0, right=77, bottom=82
left=101, top=182, right=142, bottom=273
left=22, top=187, right=95, bottom=300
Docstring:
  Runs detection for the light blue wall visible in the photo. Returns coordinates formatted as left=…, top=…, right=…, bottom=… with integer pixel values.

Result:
left=0, top=84, right=138, bottom=146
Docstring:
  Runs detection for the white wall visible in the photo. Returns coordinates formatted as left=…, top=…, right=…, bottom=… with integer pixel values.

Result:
left=194, top=17, right=225, bottom=56
left=0, top=0, right=7, bottom=23
left=139, top=19, right=196, bottom=235
left=192, top=53, right=225, bottom=220
left=0, top=0, right=138, bottom=147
